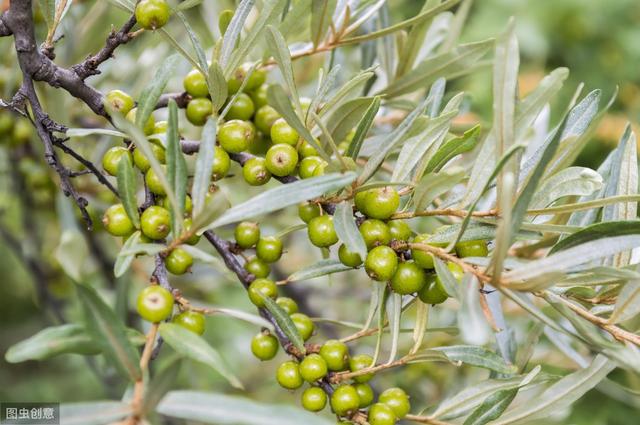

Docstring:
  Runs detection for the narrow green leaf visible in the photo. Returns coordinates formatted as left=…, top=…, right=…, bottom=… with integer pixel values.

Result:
left=463, top=389, right=518, bottom=425
left=425, top=124, right=481, bottom=173
left=326, top=97, right=375, bottom=145
left=159, top=323, right=243, bottom=389
left=194, top=304, right=274, bottom=330
left=220, top=0, right=255, bottom=71
left=5, top=324, right=100, bottom=362
left=610, top=280, right=640, bottom=324
left=266, top=25, right=301, bottom=116
left=192, top=189, right=230, bottom=234
left=435, top=345, right=518, bottom=374
left=334, top=202, right=368, bottom=259
left=66, top=128, right=127, bottom=138
left=135, top=54, right=180, bottom=130
left=318, top=68, right=375, bottom=117
left=192, top=119, right=217, bottom=218
left=59, top=401, right=132, bottom=425
left=434, top=257, right=461, bottom=299
left=208, top=62, right=228, bottom=111
left=158, top=29, right=201, bottom=70
left=261, top=296, right=306, bottom=354
left=175, top=11, right=208, bottom=75
left=114, top=231, right=141, bottom=277
left=387, top=293, right=402, bottom=363
left=346, top=96, right=380, bottom=159
left=395, top=0, right=440, bottom=78
left=142, top=356, right=182, bottom=414
left=311, top=0, right=336, bottom=48
left=116, top=154, right=140, bottom=228
left=176, top=0, right=203, bottom=11
left=550, top=220, right=640, bottom=254
left=307, top=65, right=342, bottom=126
left=166, top=100, right=188, bottom=237
left=287, top=259, right=353, bottom=282
left=412, top=167, right=466, bottom=211
left=529, top=167, right=603, bottom=210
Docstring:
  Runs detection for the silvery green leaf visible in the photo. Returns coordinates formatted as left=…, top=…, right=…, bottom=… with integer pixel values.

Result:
left=307, top=65, right=341, bottom=126
left=387, top=293, right=402, bottom=363
left=458, top=276, right=491, bottom=346
left=346, top=96, right=380, bottom=159
left=317, top=68, right=375, bottom=118
left=55, top=229, right=88, bottom=282
left=286, top=259, right=352, bottom=282
left=266, top=25, right=301, bottom=116
left=610, top=279, right=640, bottom=324
left=439, top=0, right=473, bottom=52
left=550, top=220, right=640, bottom=254
left=326, top=97, right=375, bottom=145
left=311, top=0, right=337, bottom=48
left=463, top=388, right=518, bottom=425
left=411, top=300, right=429, bottom=354
left=219, top=0, right=255, bottom=71
left=118, top=243, right=165, bottom=257
left=309, top=111, right=346, bottom=167
left=175, top=11, right=208, bottom=75
left=166, top=100, right=188, bottom=237
left=487, top=172, right=515, bottom=283
left=261, top=296, right=306, bottom=354
left=424, top=123, right=480, bottom=174
left=434, top=345, right=518, bottom=374
left=412, top=167, right=466, bottom=211
left=5, top=324, right=101, bottom=362
left=116, top=154, right=139, bottom=228
left=175, top=0, right=203, bottom=11
left=192, top=304, right=273, bottom=330
left=142, top=356, right=182, bottom=415
left=395, top=0, right=441, bottom=78
left=334, top=202, right=368, bottom=259
left=114, top=231, right=141, bottom=277
left=59, top=401, right=132, bottom=425
left=135, top=54, right=180, bottom=130
left=66, top=128, right=127, bottom=138
left=279, top=0, right=311, bottom=39
left=434, top=257, right=461, bottom=299
left=529, top=167, right=603, bottom=210
left=191, top=119, right=217, bottom=218
left=192, top=189, right=230, bottom=234
left=208, top=62, right=228, bottom=111
left=158, top=29, right=201, bottom=70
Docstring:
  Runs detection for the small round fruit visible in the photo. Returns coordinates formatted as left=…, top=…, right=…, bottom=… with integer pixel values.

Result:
left=299, top=353, right=328, bottom=382
left=212, top=146, right=231, bottom=180
left=455, top=239, right=489, bottom=258
left=365, top=246, right=398, bottom=281
left=135, top=0, right=170, bottom=30
left=165, top=248, right=193, bottom=275
left=355, top=383, right=374, bottom=408
left=302, top=387, right=327, bottom=412
left=411, top=234, right=447, bottom=269
left=103, top=204, right=135, bottom=236
left=136, top=285, right=174, bottom=323
left=265, top=143, right=299, bottom=176
left=248, top=132, right=272, bottom=155
left=349, top=354, right=374, bottom=383
left=102, top=146, right=132, bottom=176
left=319, top=339, right=349, bottom=371
left=105, top=90, right=134, bottom=115
left=145, top=166, right=166, bottom=195
left=153, top=120, right=168, bottom=134
left=253, top=105, right=280, bottom=134
left=354, top=190, right=368, bottom=213
left=330, top=385, right=360, bottom=417
left=276, top=361, right=303, bottom=390
left=359, top=219, right=391, bottom=250
left=446, top=261, right=464, bottom=281
left=161, top=194, right=192, bottom=216
left=247, top=278, right=277, bottom=307
left=140, top=206, right=171, bottom=240
left=379, top=387, right=410, bottom=419
left=312, top=161, right=327, bottom=176
left=218, top=119, right=255, bottom=153
left=250, top=84, right=269, bottom=108
left=182, top=218, right=201, bottom=245
left=388, top=220, right=412, bottom=241
left=297, top=140, right=318, bottom=157
left=368, top=402, right=397, bottom=425
left=298, top=156, right=324, bottom=179
left=186, top=98, right=213, bottom=126
left=218, top=9, right=233, bottom=36
left=235, top=221, right=260, bottom=248
left=225, top=93, right=255, bottom=121
left=291, top=313, right=314, bottom=341
left=183, top=68, right=208, bottom=98
left=133, top=144, right=165, bottom=172
left=172, top=311, right=205, bottom=335
left=298, top=202, right=322, bottom=223
left=338, top=244, right=363, bottom=268
left=126, top=108, right=155, bottom=135
left=362, top=187, right=400, bottom=220
left=276, top=297, right=298, bottom=315
left=270, top=118, right=299, bottom=146
left=242, top=157, right=271, bottom=186
left=307, top=215, right=338, bottom=248
left=390, top=262, right=427, bottom=295
left=256, top=236, right=283, bottom=263
left=417, top=273, right=448, bottom=305
left=228, top=63, right=266, bottom=93
left=245, top=256, right=270, bottom=278
left=251, top=332, right=279, bottom=360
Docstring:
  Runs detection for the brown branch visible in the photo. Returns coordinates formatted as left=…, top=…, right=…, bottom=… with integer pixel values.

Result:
left=391, top=208, right=498, bottom=220
left=156, top=92, right=192, bottom=109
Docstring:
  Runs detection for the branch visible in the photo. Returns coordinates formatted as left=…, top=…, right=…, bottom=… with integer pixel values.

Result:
left=157, top=92, right=191, bottom=109
left=0, top=10, right=11, bottom=36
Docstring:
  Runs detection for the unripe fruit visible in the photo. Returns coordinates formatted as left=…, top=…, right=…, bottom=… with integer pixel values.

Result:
left=361, top=187, right=400, bottom=219
left=225, top=93, right=255, bottom=121
left=145, top=166, right=167, bottom=195
left=388, top=220, right=412, bottom=241
left=244, top=256, right=270, bottom=278
left=378, top=387, right=410, bottom=419
left=368, top=402, right=397, bottom=425
left=299, top=354, right=328, bottom=382
left=298, top=202, right=322, bottom=223
left=218, top=119, right=255, bottom=153
left=312, top=161, right=327, bottom=176
left=307, top=215, right=338, bottom=248
left=411, top=234, right=447, bottom=269
left=302, top=387, right=327, bottom=412
left=250, top=84, right=269, bottom=108
left=354, top=190, right=368, bottom=213
left=359, top=219, right=391, bottom=250
left=161, top=194, right=192, bottom=216
left=253, top=105, right=280, bottom=134
left=140, top=206, right=171, bottom=240
left=256, top=236, right=283, bottom=263
left=365, top=246, right=398, bottom=281
left=390, top=262, right=427, bottom=295
left=242, top=157, right=271, bottom=186
left=291, top=313, right=314, bottom=341
left=102, top=146, right=132, bottom=176
left=417, top=273, right=448, bottom=305
left=251, top=332, right=279, bottom=360
left=136, top=285, right=174, bottom=323
left=126, top=108, right=155, bottom=135
left=298, top=156, right=324, bottom=179
left=218, top=9, right=233, bottom=36
left=103, top=204, right=135, bottom=236
left=172, top=311, right=205, bottom=335
left=349, top=354, right=374, bottom=383
left=270, top=118, right=299, bottom=146
left=319, top=339, right=349, bottom=371
left=297, top=140, right=318, bottom=158
left=455, top=239, right=489, bottom=258
left=135, top=0, right=170, bottom=30
left=182, top=218, right=200, bottom=245
left=105, top=90, right=134, bottom=115
left=265, top=143, right=299, bottom=176
left=133, top=144, right=165, bottom=172
left=212, top=146, right=231, bottom=180
left=447, top=262, right=464, bottom=281
left=247, top=278, right=277, bottom=307
left=186, top=98, right=213, bottom=126
left=338, top=244, right=363, bottom=268
left=165, top=248, right=193, bottom=275
left=183, top=69, right=208, bottom=98
left=276, top=361, right=303, bottom=390
left=153, top=120, right=168, bottom=134
left=235, top=221, right=260, bottom=248
left=330, top=385, right=360, bottom=417
left=248, top=132, right=272, bottom=155
left=276, top=297, right=298, bottom=315
left=355, top=383, right=374, bottom=408
left=228, top=63, right=266, bottom=93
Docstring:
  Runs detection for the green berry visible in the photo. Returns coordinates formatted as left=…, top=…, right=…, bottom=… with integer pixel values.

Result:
left=218, top=119, right=255, bottom=153
left=297, top=140, right=318, bottom=158
left=378, top=387, right=410, bottom=419
left=161, top=194, right=192, bottom=216
left=355, top=383, right=374, bottom=408
left=312, top=161, right=327, bottom=176
left=307, top=215, right=338, bottom=248
left=102, top=204, right=135, bottom=236
left=247, top=278, right=277, bottom=307
left=245, top=256, right=270, bottom=278
left=302, top=387, right=327, bottom=412
left=354, top=191, right=368, bottom=213
left=136, top=285, right=174, bottom=323
left=172, top=311, right=205, bottom=335
left=455, top=239, right=489, bottom=258
left=265, top=143, right=299, bottom=176
left=248, top=131, right=272, bottom=155
left=225, top=93, right=255, bottom=121
left=364, top=246, right=398, bottom=281
left=183, top=69, right=209, bottom=98
left=105, top=90, right=134, bottom=115
left=165, top=248, right=193, bottom=275
left=135, top=0, right=170, bottom=30
left=319, top=339, right=349, bottom=371
left=390, top=262, right=427, bottom=295
left=186, top=98, right=213, bottom=126
left=291, top=313, right=314, bottom=341
left=235, top=221, right=261, bottom=248
left=182, top=218, right=200, bottom=245
left=277, top=361, right=303, bottom=390
left=361, top=187, right=400, bottom=219
left=228, top=63, right=266, bottom=93
left=417, top=273, right=448, bottom=305
left=102, top=146, right=132, bottom=176
left=126, top=108, right=155, bottom=135
left=145, top=166, right=166, bottom=195
left=251, top=332, right=279, bottom=360
left=388, top=220, right=412, bottom=241
left=253, top=105, right=281, bottom=134
left=349, top=354, right=374, bottom=383
left=298, top=156, right=324, bottom=179
left=140, top=206, right=171, bottom=240
left=298, top=202, right=322, bottom=223
left=212, top=146, right=231, bottom=180
left=368, top=402, right=396, bottom=425
left=133, top=144, right=165, bottom=172
left=359, top=219, right=391, bottom=250
left=270, top=118, right=299, bottom=146
left=242, top=157, right=271, bottom=186
left=446, top=261, right=464, bottom=281
left=338, top=244, right=363, bottom=268
left=250, top=84, right=269, bottom=108
left=153, top=120, right=168, bottom=134
left=299, top=353, right=328, bottom=382
left=330, top=385, right=360, bottom=417
left=276, top=297, right=298, bottom=315
left=256, top=236, right=283, bottom=263
left=411, top=234, right=447, bottom=269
